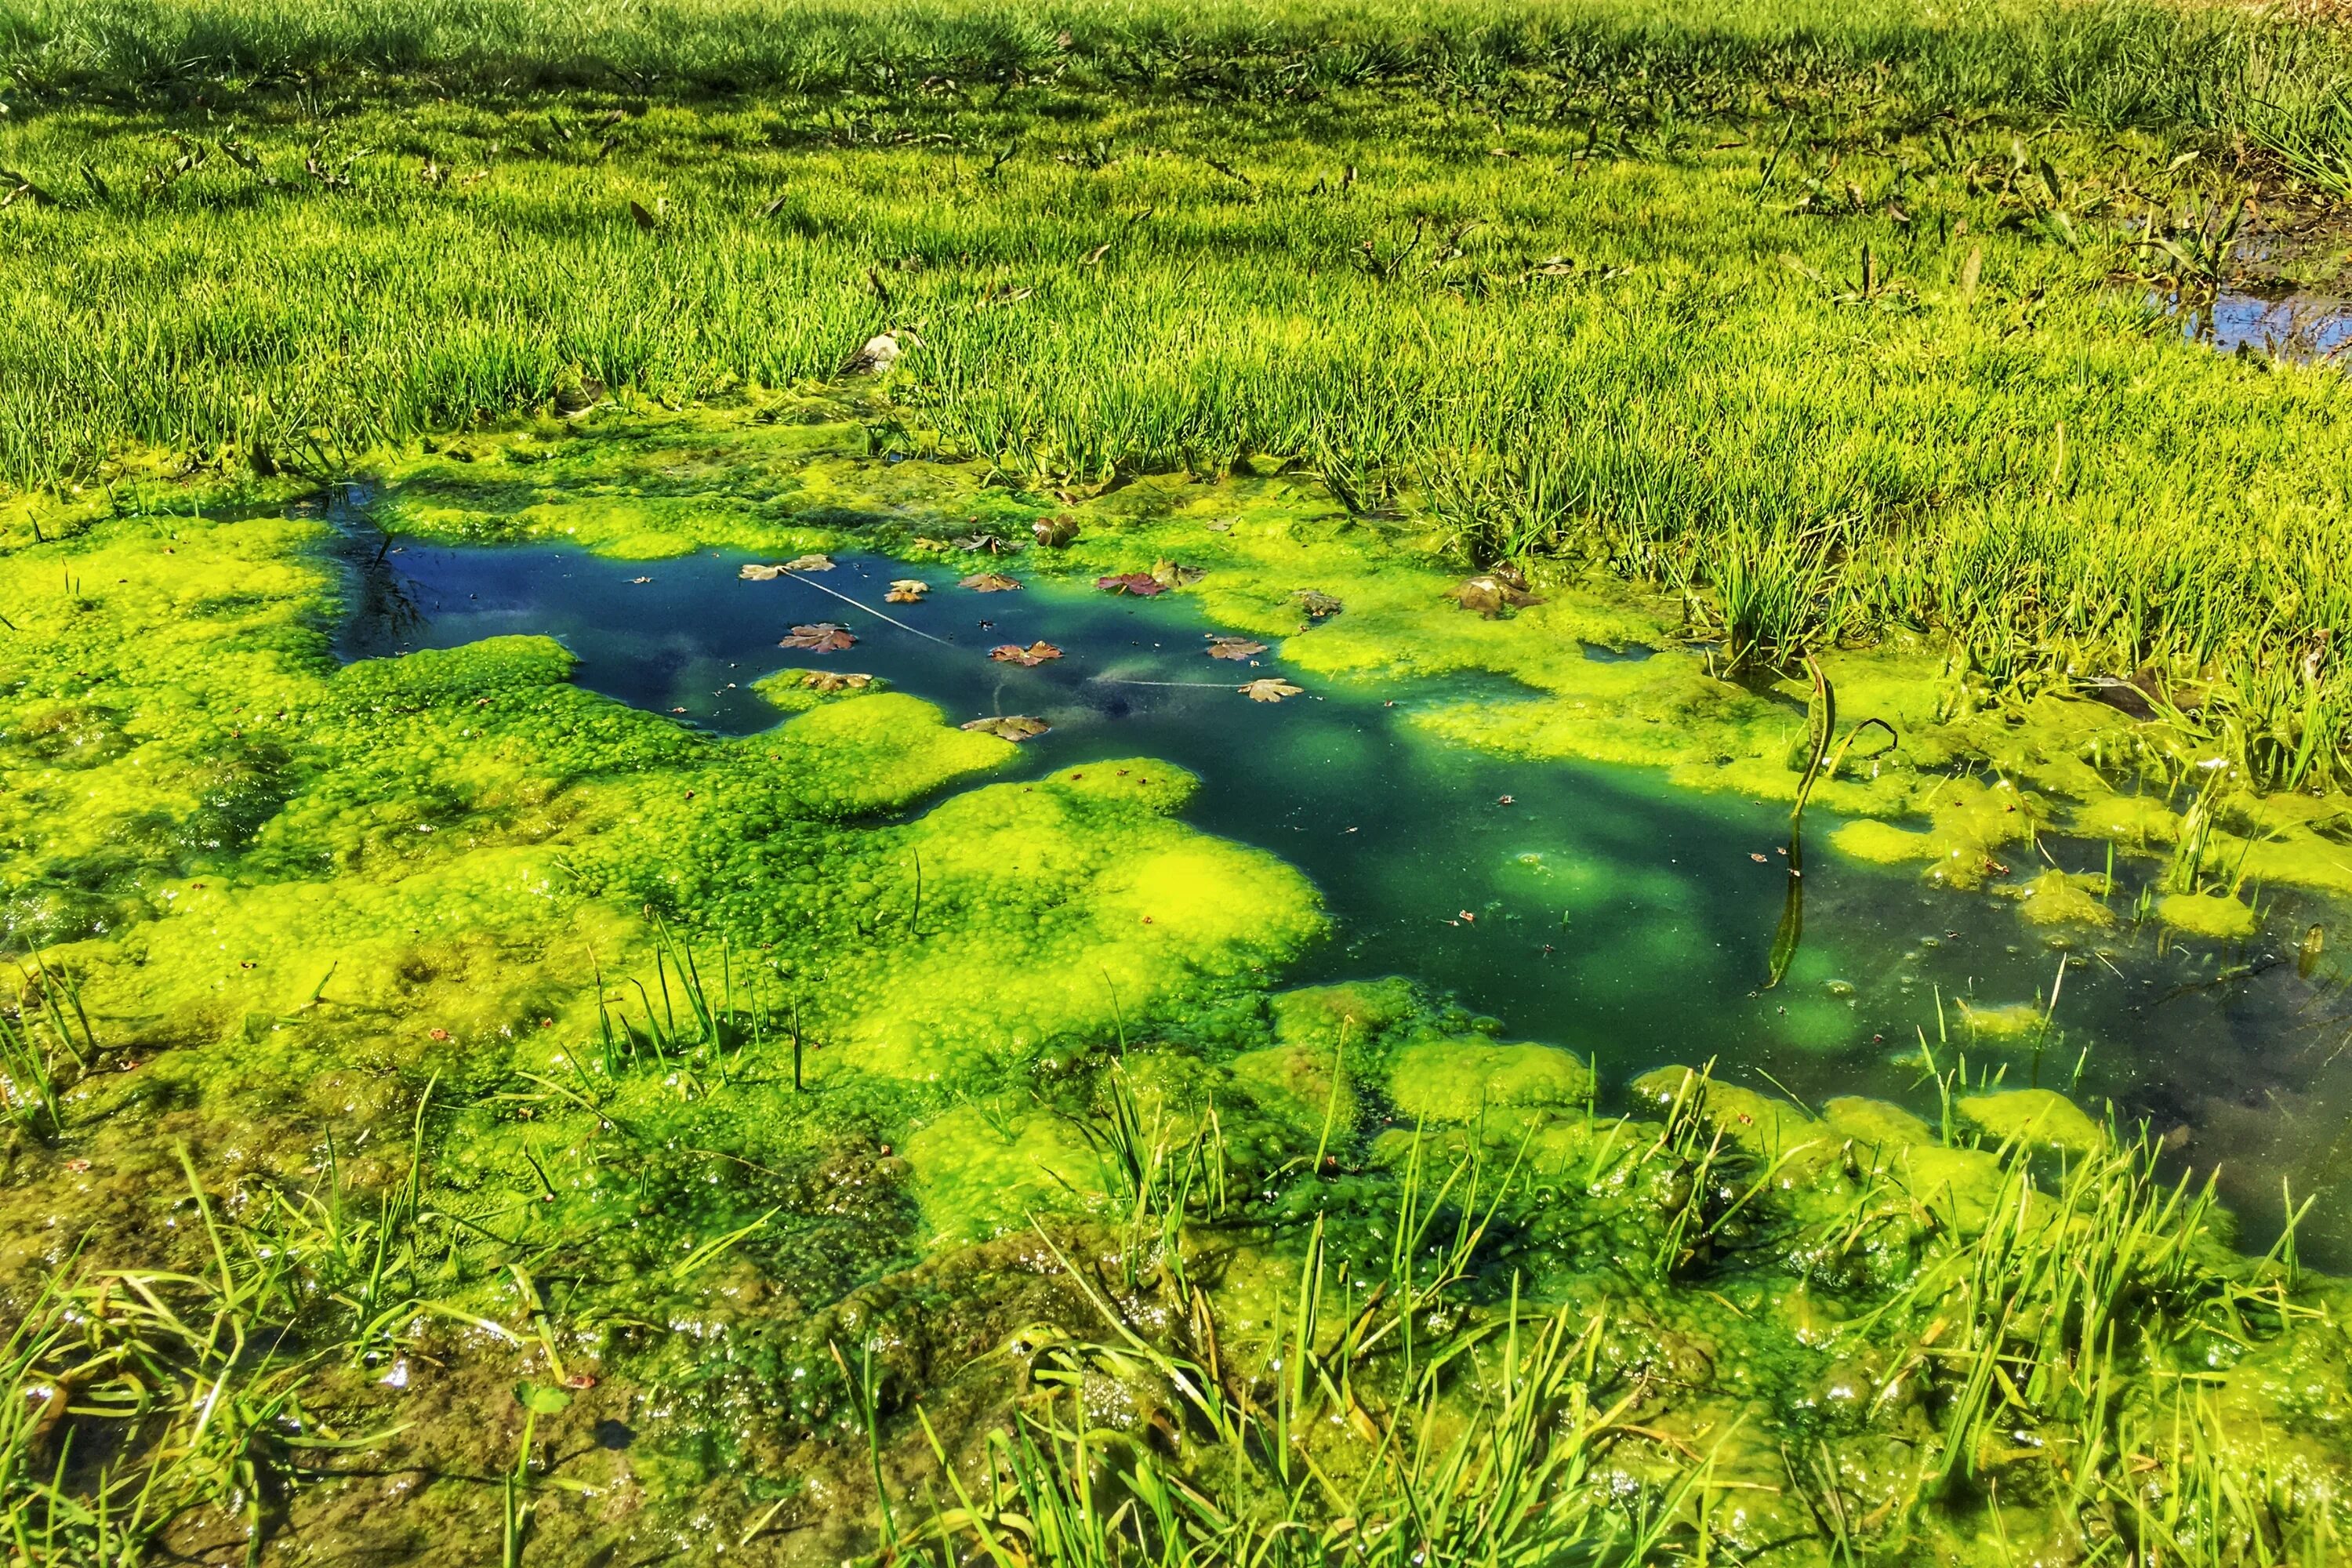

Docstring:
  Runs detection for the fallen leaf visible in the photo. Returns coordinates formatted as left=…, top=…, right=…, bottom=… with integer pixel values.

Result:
left=957, top=532, right=1021, bottom=554
left=1151, top=558, right=1206, bottom=588
left=1457, top=910, right=1476, bottom=924
left=884, top=579, right=929, bottom=603
left=990, top=641, right=1063, bottom=666
left=780, top=622, right=856, bottom=652
left=1497, top=795, right=1515, bottom=805
left=800, top=671, right=873, bottom=693
left=1203, top=635, right=1267, bottom=661
left=739, top=563, right=782, bottom=581
left=1750, top=853, right=1769, bottom=862
left=1097, top=573, right=1165, bottom=597
left=1239, top=678, right=1304, bottom=702
left=782, top=554, right=834, bottom=572
left=1448, top=575, right=1545, bottom=617
left=961, top=714, right=1049, bottom=741
left=1295, top=590, right=1343, bottom=618
left=960, top=572, right=1022, bottom=592
left=630, top=575, right=653, bottom=585
left=1033, top=514, right=1081, bottom=548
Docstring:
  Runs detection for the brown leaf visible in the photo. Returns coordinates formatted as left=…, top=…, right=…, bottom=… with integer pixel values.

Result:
left=1204, top=635, right=1267, bottom=661
left=800, top=671, right=873, bottom=693
left=1295, top=590, right=1343, bottom=618
left=989, top=641, right=1064, bottom=667
left=960, top=572, right=1022, bottom=593
left=1097, top=573, right=1165, bottom=597
left=739, top=563, right=782, bottom=581
left=884, top=579, right=929, bottom=604
left=1032, top=514, right=1081, bottom=548
left=1447, top=575, right=1545, bottom=617
left=1239, top=678, right=1304, bottom=702
left=961, top=714, right=1049, bottom=741
left=780, top=622, right=855, bottom=652
left=1150, top=558, right=1206, bottom=588
left=782, top=554, right=834, bottom=572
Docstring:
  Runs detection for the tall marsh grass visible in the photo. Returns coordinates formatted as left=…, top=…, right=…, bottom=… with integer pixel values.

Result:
left=1, top=0, right=2349, bottom=786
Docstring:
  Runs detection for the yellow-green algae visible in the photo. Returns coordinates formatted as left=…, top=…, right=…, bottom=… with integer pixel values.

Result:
left=1956, top=1087, right=2109, bottom=1156
left=1387, top=1036, right=1594, bottom=1125
left=11, top=417, right=2352, bottom=1563
left=2158, top=887, right=2264, bottom=942
left=343, top=401, right=2352, bottom=959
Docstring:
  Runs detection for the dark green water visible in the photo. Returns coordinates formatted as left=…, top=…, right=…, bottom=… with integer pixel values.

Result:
left=339, top=539, right=2352, bottom=1262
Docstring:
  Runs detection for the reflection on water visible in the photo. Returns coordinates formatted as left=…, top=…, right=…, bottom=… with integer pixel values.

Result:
left=2182, top=290, right=2352, bottom=361
left=337, top=533, right=2352, bottom=1264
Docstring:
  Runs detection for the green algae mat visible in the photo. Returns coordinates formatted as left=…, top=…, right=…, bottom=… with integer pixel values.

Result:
left=5, top=401, right=2352, bottom=1564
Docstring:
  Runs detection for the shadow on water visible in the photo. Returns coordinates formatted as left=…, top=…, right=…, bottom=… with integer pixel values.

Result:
left=336, top=534, right=2352, bottom=1264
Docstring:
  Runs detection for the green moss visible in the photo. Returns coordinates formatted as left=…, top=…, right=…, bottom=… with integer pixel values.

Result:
left=902, top=1104, right=1098, bottom=1244
left=1956, top=1000, right=2047, bottom=1042
left=1229, top=1040, right=1355, bottom=1142
left=2157, top=890, right=2260, bottom=942
left=1628, top=1065, right=1820, bottom=1165
left=1386, top=1037, right=1593, bottom=1125
left=2008, top=866, right=2114, bottom=927
left=1820, top=1095, right=1935, bottom=1156
left=1958, top=1089, right=2108, bottom=1156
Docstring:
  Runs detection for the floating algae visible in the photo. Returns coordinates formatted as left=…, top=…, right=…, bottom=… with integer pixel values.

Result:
left=8, top=410, right=2352, bottom=1563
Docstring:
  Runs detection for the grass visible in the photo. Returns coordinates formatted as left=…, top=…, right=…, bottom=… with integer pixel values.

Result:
left=0, top=0, right=2350, bottom=785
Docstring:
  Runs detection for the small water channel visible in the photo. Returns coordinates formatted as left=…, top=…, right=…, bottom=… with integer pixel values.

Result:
left=2183, top=289, right=2352, bottom=361
left=340, top=537, right=2352, bottom=1262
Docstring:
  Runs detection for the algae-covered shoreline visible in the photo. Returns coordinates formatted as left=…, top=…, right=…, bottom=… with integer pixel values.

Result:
left=8, top=0, right=2352, bottom=1559
left=4, top=399, right=2352, bottom=1563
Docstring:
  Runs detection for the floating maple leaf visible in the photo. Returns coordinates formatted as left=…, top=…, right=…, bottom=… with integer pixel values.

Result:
left=800, top=671, right=873, bottom=693
left=782, top=554, right=834, bottom=572
left=739, top=563, right=783, bottom=581
left=780, top=622, right=855, bottom=652
left=1097, top=573, right=1165, bottom=597
left=1204, top=635, right=1267, bottom=661
left=989, top=641, right=1064, bottom=666
left=1151, top=559, right=1206, bottom=588
left=1239, top=678, right=1304, bottom=702
left=1295, top=590, right=1343, bottom=618
left=961, top=714, right=1049, bottom=741
left=960, top=572, right=1022, bottom=593
left=1448, top=575, right=1544, bottom=617
left=884, top=579, right=929, bottom=604
left=1033, top=514, right=1081, bottom=548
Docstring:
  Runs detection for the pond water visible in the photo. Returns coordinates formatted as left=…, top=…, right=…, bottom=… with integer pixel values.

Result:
left=2185, top=289, right=2352, bottom=361
left=341, top=537, right=2352, bottom=1261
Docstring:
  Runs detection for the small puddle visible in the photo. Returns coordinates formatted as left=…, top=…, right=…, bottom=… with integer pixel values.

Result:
left=340, top=532, right=2352, bottom=1262
left=2183, top=290, right=2352, bottom=361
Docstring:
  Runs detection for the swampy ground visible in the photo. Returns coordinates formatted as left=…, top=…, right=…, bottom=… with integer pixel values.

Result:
left=7, top=2, right=2352, bottom=1565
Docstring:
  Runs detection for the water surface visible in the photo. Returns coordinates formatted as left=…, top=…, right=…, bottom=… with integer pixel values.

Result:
left=340, top=538, right=2352, bottom=1261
